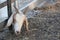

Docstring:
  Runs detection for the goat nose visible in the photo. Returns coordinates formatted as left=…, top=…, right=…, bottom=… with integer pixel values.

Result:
left=16, top=31, right=19, bottom=34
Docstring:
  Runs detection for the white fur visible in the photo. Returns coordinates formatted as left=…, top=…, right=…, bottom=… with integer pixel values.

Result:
left=5, top=12, right=28, bottom=35
left=5, top=6, right=29, bottom=35
left=13, top=13, right=26, bottom=34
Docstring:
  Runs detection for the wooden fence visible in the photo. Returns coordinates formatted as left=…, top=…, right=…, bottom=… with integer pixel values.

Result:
left=0, top=0, right=16, bottom=23
left=0, top=0, right=46, bottom=23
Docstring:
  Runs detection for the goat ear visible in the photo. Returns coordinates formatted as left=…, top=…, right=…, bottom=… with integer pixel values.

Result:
left=5, top=13, right=14, bottom=28
left=13, top=6, right=23, bottom=14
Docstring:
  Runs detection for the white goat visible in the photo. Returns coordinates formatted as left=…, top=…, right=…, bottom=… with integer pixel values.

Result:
left=5, top=6, right=29, bottom=35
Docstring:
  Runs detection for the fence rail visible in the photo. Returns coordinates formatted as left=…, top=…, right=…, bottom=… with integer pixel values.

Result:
left=0, top=0, right=15, bottom=9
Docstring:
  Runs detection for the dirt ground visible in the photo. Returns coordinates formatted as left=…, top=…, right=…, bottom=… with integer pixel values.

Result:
left=0, top=1, right=60, bottom=40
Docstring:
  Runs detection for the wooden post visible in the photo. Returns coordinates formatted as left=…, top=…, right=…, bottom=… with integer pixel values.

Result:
left=4, top=0, right=12, bottom=26
left=7, top=0, right=12, bottom=18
